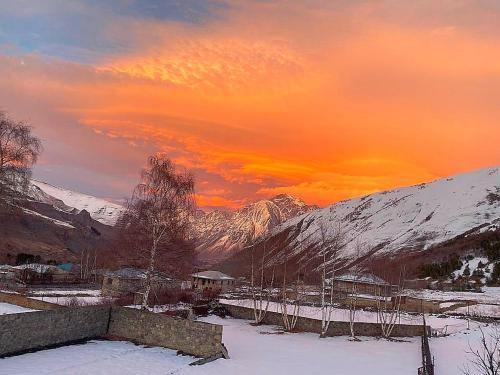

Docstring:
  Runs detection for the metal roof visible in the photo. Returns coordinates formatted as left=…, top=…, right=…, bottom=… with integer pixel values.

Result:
left=191, top=270, right=234, bottom=280
left=331, top=272, right=389, bottom=286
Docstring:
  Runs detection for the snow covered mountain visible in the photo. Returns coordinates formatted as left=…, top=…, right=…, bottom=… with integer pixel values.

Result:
left=233, top=167, right=500, bottom=269
left=30, top=180, right=125, bottom=226
left=193, top=194, right=317, bottom=262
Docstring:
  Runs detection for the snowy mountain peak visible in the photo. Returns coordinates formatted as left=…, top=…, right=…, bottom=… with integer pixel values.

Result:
left=193, top=194, right=317, bottom=262
left=29, top=180, right=125, bottom=226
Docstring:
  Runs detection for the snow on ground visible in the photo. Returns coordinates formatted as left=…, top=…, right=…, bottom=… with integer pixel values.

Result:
left=221, top=299, right=471, bottom=332
left=1, top=317, right=422, bottom=375
left=405, top=287, right=500, bottom=305
left=1, top=310, right=494, bottom=374
left=453, top=257, right=493, bottom=277
left=431, top=323, right=500, bottom=375
left=0, top=303, right=36, bottom=315
left=31, top=296, right=109, bottom=306
left=452, top=303, right=500, bottom=318
left=28, top=289, right=101, bottom=296
left=0, top=340, right=195, bottom=375
left=20, top=207, right=75, bottom=229
left=126, top=303, right=191, bottom=313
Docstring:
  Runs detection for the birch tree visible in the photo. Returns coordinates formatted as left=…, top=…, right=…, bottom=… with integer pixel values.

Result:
left=120, top=155, right=195, bottom=309
left=0, top=111, right=41, bottom=201
left=347, top=243, right=368, bottom=341
left=376, top=268, right=405, bottom=339
left=318, top=220, right=345, bottom=338
left=250, top=242, right=275, bottom=325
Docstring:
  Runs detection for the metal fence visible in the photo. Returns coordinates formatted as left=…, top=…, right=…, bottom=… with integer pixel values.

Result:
left=418, top=317, right=435, bottom=375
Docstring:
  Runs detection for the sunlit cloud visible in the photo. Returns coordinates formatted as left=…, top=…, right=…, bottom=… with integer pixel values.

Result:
left=0, top=1, right=499, bottom=208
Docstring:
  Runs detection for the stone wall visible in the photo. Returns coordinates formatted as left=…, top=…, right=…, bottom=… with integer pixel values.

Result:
left=0, top=291, right=61, bottom=310
left=108, top=307, right=223, bottom=358
left=0, top=305, right=224, bottom=359
left=0, top=305, right=110, bottom=357
left=222, top=303, right=427, bottom=337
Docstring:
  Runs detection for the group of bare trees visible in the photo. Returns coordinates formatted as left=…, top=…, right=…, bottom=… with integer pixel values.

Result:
left=248, top=216, right=408, bottom=341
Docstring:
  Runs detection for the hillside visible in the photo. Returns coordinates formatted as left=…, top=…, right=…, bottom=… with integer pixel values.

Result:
left=30, top=180, right=125, bottom=226
left=220, top=167, right=500, bottom=276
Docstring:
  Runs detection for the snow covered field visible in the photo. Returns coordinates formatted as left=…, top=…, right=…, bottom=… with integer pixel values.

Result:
left=1, top=317, right=422, bottom=375
left=1, top=312, right=495, bottom=374
left=221, top=298, right=474, bottom=333
left=31, top=296, right=108, bottom=306
left=0, top=303, right=36, bottom=315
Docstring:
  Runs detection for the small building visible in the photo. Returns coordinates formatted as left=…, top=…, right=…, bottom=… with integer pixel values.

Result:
left=13, top=263, right=78, bottom=285
left=191, top=271, right=235, bottom=292
left=329, top=272, right=394, bottom=297
left=101, top=268, right=179, bottom=297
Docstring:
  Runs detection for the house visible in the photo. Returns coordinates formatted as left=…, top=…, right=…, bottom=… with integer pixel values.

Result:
left=101, top=268, right=179, bottom=297
left=329, top=272, right=394, bottom=297
left=191, top=271, right=235, bottom=292
left=13, top=263, right=78, bottom=285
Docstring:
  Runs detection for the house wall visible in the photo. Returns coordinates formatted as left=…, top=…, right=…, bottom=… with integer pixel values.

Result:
left=222, top=303, right=427, bottom=337
left=192, top=277, right=234, bottom=292
left=0, top=305, right=224, bottom=359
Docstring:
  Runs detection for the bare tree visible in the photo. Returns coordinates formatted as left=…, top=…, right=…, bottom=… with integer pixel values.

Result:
left=278, top=236, right=307, bottom=332
left=317, top=220, right=345, bottom=338
left=120, top=155, right=195, bottom=309
left=376, top=267, right=405, bottom=339
left=250, top=242, right=275, bottom=325
left=0, top=111, right=42, bottom=200
left=347, top=243, right=368, bottom=341
left=463, top=325, right=500, bottom=375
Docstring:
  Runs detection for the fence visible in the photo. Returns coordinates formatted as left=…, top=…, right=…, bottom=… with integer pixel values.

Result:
left=418, top=317, right=434, bottom=375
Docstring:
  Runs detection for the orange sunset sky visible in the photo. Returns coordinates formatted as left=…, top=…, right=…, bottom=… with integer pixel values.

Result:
left=0, top=1, right=499, bottom=209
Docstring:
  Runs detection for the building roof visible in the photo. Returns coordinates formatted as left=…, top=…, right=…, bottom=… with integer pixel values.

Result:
left=13, top=263, right=66, bottom=274
left=331, top=272, right=389, bottom=286
left=104, top=268, right=171, bottom=281
left=192, top=271, right=234, bottom=280
left=105, top=268, right=146, bottom=279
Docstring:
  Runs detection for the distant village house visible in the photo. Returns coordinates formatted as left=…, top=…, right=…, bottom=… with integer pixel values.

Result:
left=191, top=271, right=234, bottom=292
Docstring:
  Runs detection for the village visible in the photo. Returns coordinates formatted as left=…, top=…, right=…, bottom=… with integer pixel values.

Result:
left=1, top=250, right=500, bottom=374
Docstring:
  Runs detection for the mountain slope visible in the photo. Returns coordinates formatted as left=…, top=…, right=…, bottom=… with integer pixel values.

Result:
left=30, top=180, right=125, bottom=226
left=193, top=194, right=317, bottom=262
left=222, top=167, right=500, bottom=273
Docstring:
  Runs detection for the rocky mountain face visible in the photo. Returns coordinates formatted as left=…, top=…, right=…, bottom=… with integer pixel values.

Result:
left=193, top=194, right=317, bottom=263
left=220, top=167, right=500, bottom=276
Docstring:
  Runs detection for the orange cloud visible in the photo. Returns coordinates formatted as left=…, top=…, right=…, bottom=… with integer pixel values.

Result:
left=1, top=1, right=499, bottom=208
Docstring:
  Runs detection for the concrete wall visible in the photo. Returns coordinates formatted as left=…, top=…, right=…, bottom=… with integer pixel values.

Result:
left=0, top=305, right=224, bottom=359
left=0, top=305, right=110, bottom=357
left=222, top=303, right=426, bottom=337
left=0, top=291, right=61, bottom=310
left=108, top=307, right=223, bottom=358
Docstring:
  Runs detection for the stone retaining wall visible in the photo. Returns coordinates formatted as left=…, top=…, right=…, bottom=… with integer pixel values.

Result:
left=0, top=291, right=61, bottom=310
left=0, top=305, right=109, bottom=356
left=108, top=307, right=223, bottom=358
left=222, top=303, right=427, bottom=337
left=0, top=305, right=224, bottom=358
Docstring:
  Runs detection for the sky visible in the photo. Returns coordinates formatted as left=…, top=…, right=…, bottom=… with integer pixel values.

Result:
left=0, top=0, right=499, bottom=209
